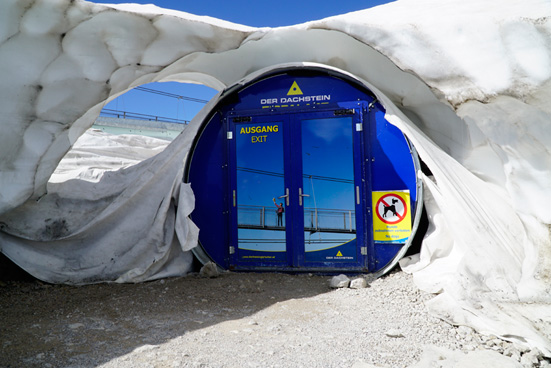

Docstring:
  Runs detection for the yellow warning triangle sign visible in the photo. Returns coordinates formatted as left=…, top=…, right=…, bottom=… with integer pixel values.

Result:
left=336, top=251, right=343, bottom=257
left=287, top=81, right=303, bottom=95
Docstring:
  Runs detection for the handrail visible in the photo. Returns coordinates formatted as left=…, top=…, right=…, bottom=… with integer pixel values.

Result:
left=237, top=205, right=356, bottom=232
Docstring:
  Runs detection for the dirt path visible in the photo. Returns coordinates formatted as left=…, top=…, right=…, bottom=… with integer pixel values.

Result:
left=0, top=270, right=546, bottom=368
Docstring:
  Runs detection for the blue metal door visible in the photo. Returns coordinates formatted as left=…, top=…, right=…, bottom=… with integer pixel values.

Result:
left=292, top=107, right=367, bottom=269
left=228, top=104, right=369, bottom=270
left=229, top=114, right=291, bottom=267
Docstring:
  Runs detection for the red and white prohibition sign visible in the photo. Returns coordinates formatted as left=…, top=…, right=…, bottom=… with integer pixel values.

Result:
left=375, top=194, right=408, bottom=225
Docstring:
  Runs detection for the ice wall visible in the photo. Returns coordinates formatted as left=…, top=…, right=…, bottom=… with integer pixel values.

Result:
left=0, top=0, right=550, bottom=355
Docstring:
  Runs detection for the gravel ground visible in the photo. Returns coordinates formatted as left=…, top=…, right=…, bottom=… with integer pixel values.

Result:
left=1, top=269, right=549, bottom=368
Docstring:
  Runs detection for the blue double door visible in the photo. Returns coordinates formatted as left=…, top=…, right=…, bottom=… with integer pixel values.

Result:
left=228, top=105, right=371, bottom=270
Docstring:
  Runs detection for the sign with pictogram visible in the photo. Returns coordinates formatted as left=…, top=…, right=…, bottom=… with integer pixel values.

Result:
left=287, top=81, right=303, bottom=95
left=372, top=190, right=412, bottom=243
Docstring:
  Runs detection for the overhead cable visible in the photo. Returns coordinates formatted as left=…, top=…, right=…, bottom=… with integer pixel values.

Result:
left=134, top=86, right=209, bottom=103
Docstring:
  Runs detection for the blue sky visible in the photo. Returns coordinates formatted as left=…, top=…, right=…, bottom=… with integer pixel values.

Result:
left=92, top=0, right=394, bottom=122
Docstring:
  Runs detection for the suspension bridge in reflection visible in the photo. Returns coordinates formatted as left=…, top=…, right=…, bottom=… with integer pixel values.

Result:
left=237, top=205, right=356, bottom=233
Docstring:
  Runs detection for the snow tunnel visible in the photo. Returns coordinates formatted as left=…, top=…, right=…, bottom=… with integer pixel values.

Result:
left=185, top=65, right=422, bottom=274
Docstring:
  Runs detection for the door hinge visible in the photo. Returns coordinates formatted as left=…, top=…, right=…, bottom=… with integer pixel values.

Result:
left=368, top=99, right=378, bottom=111
left=229, top=246, right=235, bottom=254
left=361, top=247, right=367, bottom=255
left=356, top=123, right=363, bottom=131
left=227, top=131, right=233, bottom=140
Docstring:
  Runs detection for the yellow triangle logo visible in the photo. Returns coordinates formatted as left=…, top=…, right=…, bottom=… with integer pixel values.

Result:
left=287, top=81, right=303, bottom=95
left=336, top=251, right=343, bottom=257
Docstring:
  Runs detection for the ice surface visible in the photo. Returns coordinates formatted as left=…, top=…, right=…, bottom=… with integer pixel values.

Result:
left=0, top=0, right=550, bottom=356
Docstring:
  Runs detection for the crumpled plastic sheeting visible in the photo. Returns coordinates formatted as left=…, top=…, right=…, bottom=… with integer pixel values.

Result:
left=0, top=124, right=200, bottom=283
left=49, top=130, right=170, bottom=186
left=0, top=0, right=550, bottom=355
left=385, top=72, right=551, bottom=354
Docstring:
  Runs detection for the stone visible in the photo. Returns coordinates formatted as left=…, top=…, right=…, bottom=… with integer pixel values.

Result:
left=200, top=262, right=220, bottom=278
left=350, top=277, right=368, bottom=289
left=329, top=274, right=350, bottom=288
left=513, top=343, right=532, bottom=354
left=385, top=329, right=405, bottom=338
left=520, top=349, right=542, bottom=366
left=503, top=347, right=520, bottom=362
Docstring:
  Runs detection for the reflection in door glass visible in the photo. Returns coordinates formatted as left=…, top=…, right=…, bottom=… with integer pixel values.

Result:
left=236, top=121, right=286, bottom=261
left=301, top=117, right=356, bottom=262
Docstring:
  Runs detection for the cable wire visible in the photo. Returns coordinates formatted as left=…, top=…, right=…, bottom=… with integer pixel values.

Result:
left=134, top=86, right=209, bottom=103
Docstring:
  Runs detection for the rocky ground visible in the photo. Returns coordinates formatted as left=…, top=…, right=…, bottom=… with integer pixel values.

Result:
left=1, top=268, right=549, bottom=368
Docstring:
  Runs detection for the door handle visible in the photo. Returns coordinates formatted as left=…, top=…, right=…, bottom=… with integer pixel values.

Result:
left=298, top=187, right=310, bottom=206
left=278, top=188, right=290, bottom=206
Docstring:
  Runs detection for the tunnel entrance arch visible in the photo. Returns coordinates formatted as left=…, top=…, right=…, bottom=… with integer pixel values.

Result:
left=185, top=65, right=422, bottom=274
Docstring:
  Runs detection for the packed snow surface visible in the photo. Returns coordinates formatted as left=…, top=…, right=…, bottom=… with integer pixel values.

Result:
left=0, top=0, right=550, bottom=360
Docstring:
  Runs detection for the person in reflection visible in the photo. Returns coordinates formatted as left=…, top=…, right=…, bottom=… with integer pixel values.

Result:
left=273, top=198, right=284, bottom=227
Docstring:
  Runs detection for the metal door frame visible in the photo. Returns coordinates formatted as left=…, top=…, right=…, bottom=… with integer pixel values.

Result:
left=227, top=102, right=372, bottom=271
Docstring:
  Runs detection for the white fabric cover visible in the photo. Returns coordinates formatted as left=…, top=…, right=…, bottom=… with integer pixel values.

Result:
left=0, top=0, right=550, bottom=355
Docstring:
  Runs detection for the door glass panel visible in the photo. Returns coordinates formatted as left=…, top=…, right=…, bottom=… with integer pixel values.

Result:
left=235, top=121, right=286, bottom=262
left=301, top=117, right=356, bottom=262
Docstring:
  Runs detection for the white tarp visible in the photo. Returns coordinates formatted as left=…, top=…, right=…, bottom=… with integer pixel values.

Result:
left=0, top=0, right=550, bottom=355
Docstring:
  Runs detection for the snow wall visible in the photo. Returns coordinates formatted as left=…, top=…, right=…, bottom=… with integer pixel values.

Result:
left=0, top=0, right=550, bottom=355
